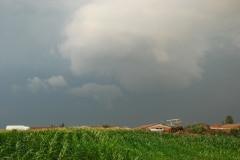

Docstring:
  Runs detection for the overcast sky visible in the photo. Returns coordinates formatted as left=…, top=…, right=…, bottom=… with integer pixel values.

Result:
left=1, top=0, right=240, bottom=128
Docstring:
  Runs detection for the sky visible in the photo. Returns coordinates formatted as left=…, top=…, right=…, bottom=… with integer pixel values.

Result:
left=0, top=0, right=240, bottom=128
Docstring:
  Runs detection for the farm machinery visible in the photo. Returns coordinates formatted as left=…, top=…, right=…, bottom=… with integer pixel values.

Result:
left=167, top=119, right=184, bottom=133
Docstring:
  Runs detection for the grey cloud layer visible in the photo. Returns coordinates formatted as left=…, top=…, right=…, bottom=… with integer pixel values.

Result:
left=60, top=0, right=240, bottom=92
left=1, top=0, right=240, bottom=128
left=68, top=83, right=124, bottom=108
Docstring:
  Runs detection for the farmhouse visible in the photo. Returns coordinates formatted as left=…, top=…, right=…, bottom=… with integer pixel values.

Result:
left=136, top=123, right=171, bottom=132
left=210, top=123, right=240, bottom=130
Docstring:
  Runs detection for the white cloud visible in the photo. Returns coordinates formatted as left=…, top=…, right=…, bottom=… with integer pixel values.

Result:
left=27, top=75, right=67, bottom=92
left=46, top=75, right=67, bottom=87
left=27, top=77, right=48, bottom=93
left=59, top=0, right=240, bottom=92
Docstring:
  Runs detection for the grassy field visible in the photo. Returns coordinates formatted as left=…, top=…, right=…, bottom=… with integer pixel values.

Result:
left=0, top=127, right=240, bottom=160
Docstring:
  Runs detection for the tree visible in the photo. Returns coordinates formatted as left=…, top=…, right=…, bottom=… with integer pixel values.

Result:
left=225, top=115, right=234, bottom=124
left=58, top=122, right=65, bottom=127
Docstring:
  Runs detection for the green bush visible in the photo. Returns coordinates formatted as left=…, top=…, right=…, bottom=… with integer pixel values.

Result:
left=230, top=129, right=239, bottom=137
left=184, top=123, right=206, bottom=134
left=102, top=124, right=111, bottom=128
left=215, top=130, right=228, bottom=136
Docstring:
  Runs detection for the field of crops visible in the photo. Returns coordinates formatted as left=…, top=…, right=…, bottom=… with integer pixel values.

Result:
left=0, top=127, right=240, bottom=160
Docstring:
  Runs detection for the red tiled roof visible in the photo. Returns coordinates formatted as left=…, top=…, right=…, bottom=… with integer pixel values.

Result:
left=210, top=123, right=240, bottom=129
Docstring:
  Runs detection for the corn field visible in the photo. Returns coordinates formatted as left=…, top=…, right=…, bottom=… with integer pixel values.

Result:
left=0, top=127, right=240, bottom=160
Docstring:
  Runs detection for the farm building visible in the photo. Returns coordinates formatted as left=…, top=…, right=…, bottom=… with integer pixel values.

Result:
left=6, top=125, right=30, bottom=131
left=136, top=123, right=171, bottom=132
left=210, top=123, right=240, bottom=130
